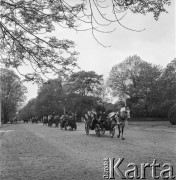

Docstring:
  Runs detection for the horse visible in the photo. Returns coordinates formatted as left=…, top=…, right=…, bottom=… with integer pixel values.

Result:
left=48, top=115, right=54, bottom=127
left=53, top=115, right=60, bottom=127
left=66, top=114, right=77, bottom=131
left=116, top=107, right=130, bottom=140
left=23, top=118, right=29, bottom=123
left=32, top=116, right=38, bottom=124
left=60, top=114, right=68, bottom=130
left=43, top=116, right=48, bottom=125
left=10, top=117, right=18, bottom=124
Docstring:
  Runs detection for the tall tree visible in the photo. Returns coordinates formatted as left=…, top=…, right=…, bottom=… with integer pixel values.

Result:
left=0, top=0, right=171, bottom=82
left=0, top=68, right=27, bottom=123
left=35, top=79, right=65, bottom=116
left=107, top=55, right=162, bottom=116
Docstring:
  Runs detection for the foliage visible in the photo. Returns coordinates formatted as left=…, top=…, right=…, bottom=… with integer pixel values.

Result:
left=0, top=0, right=80, bottom=82
left=66, top=71, right=103, bottom=96
left=19, top=56, right=176, bottom=120
left=103, top=102, right=117, bottom=114
left=18, top=98, right=36, bottom=120
left=107, top=55, right=176, bottom=118
left=158, top=59, right=176, bottom=101
left=35, top=79, right=65, bottom=116
left=0, top=68, right=27, bottom=123
left=0, top=0, right=171, bottom=82
left=18, top=77, right=101, bottom=121
left=153, top=58, right=176, bottom=117
left=168, top=104, right=176, bottom=125
left=66, top=94, right=99, bottom=121
left=108, top=55, right=161, bottom=100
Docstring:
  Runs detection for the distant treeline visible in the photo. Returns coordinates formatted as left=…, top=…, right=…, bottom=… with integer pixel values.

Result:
left=18, top=56, right=176, bottom=124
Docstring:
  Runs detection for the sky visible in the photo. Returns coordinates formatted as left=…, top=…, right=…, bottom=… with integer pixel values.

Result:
left=24, top=1, right=176, bottom=102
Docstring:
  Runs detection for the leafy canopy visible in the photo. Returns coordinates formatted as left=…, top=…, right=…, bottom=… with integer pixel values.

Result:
left=0, top=0, right=171, bottom=82
left=66, top=71, right=103, bottom=96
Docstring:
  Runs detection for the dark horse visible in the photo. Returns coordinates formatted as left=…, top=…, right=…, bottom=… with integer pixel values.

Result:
left=67, top=114, right=77, bottom=131
left=43, top=116, right=48, bottom=125
left=48, top=115, right=59, bottom=127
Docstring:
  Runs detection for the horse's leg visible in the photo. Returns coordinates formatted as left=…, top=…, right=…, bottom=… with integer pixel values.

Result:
left=121, top=125, right=125, bottom=140
left=117, top=125, right=121, bottom=138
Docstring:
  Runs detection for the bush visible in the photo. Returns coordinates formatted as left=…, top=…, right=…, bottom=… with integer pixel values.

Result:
left=157, top=99, right=175, bottom=118
left=168, top=104, right=176, bottom=125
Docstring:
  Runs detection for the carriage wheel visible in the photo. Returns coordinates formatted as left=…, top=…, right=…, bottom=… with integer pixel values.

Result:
left=95, top=125, right=100, bottom=137
left=85, top=123, right=89, bottom=135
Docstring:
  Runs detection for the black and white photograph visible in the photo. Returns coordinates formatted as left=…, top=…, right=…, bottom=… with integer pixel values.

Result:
left=0, top=0, right=175, bottom=179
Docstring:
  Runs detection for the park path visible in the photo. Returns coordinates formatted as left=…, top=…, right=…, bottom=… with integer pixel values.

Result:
left=0, top=122, right=176, bottom=180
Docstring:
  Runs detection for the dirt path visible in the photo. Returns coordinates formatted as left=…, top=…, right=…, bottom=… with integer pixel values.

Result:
left=0, top=122, right=176, bottom=180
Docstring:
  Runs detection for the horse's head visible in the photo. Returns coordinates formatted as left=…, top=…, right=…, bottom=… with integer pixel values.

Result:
left=119, top=107, right=130, bottom=120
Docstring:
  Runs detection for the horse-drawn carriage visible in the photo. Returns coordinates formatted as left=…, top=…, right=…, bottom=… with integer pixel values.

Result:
left=48, top=115, right=60, bottom=127
left=84, top=111, right=117, bottom=138
left=10, top=117, right=18, bottom=124
left=84, top=107, right=130, bottom=139
left=60, top=114, right=77, bottom=131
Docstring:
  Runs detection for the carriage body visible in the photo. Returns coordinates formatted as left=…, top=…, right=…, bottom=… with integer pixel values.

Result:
left=84, top=111, right=117, bottom=138
left=60, top=115, right=68, bottom=130
left=60, top=114, right=77, bottom=130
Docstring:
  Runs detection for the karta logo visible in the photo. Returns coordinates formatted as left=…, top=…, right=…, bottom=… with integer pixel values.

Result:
left=103, top=158, right=175, bottom=179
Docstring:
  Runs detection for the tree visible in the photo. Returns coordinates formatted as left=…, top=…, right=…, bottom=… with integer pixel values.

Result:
left=0, top=68, right=27, bottom=123
left=93, top=80, right=111, bottom=103
left=66, top=71, right=103, bottom=96
left=0, top=0, right=171, bottom=82
left=159, top=59, right=176, bottom=101
left=65, top=93, right=99, bottom=121
left=157, top=58, right=176, bottom=117
left=35, top=79, right=65, bottom=116
left=0, top=0, right=80, bottom=82
left=18, top=98, right=36, bottom=120
left=168, top=104, right=176, bottom=125
left=19, top=78, right=101, bottom=121
left=19, top=79, right=66, bottom=119
left=107, top=55, right=162, bottom=116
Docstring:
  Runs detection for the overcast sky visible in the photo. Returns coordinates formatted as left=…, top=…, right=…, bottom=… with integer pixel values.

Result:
left=24, top=1, right=175, bottom=102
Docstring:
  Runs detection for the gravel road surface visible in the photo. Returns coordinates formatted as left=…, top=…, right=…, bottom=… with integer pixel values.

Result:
left=0, top=122, right=175, bottom=180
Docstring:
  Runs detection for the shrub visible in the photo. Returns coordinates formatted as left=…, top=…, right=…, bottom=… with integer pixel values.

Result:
left=168, top=104, right=176, bottom=125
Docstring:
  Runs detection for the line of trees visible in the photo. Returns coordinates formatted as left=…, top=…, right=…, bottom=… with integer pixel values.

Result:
left=1, top=1, right=174, bottom=124
left=18, top=71, right=108, bottom=121
left=19, top=56, right=176, bottom=124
